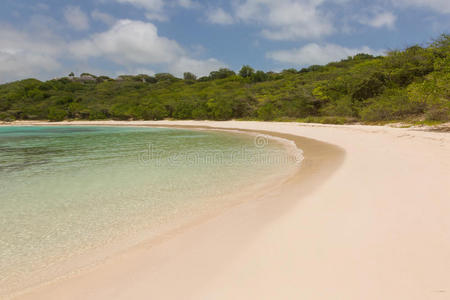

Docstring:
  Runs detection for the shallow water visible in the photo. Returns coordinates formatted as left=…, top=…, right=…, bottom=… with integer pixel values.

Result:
left=0, top=126, right=299, bottom=294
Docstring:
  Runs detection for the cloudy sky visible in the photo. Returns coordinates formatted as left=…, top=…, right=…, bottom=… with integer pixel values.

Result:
left=0, top=0, right=449, bottom=83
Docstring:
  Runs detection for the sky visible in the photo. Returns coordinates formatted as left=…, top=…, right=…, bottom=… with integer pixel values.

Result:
left=0, top=0, right=449, bottom=83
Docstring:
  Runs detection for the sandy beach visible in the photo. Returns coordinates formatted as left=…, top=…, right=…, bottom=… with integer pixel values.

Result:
left=8, top=120, right=450, bottom=300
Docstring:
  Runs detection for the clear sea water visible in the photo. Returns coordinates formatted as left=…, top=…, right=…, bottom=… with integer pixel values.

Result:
left=0, top=126, right=299, bottom=294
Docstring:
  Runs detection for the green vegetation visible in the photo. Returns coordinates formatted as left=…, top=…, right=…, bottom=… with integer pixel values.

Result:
left=0, top=35, right=448, bottom=123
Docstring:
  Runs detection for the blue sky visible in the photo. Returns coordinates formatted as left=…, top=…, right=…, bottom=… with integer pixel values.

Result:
left=0, top=0, right=449, bottom=83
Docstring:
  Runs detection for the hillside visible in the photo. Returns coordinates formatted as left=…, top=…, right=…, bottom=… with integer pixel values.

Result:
left=0, top=34, right=448, bottom=124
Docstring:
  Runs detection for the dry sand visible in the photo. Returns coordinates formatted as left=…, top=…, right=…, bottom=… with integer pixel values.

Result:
left=9, top=120, right=450, bottom=300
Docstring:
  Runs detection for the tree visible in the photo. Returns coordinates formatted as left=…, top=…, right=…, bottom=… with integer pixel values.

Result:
left=351, top=72, right=386, bottom=101
left=282, top=68, right=298, bottom=74
left=252, top=70, right=268, bottom=82
left=239, top=65, right=255, bottom=78
left=135, top=74, right=156, bottom=83
left=48, top=107, right=68, bottom=121
left=209, top=68, right=236, bottom=80
left=141, top=103, right=167, bottom=120
left=197, top=76, right=211, bottom=82
left=80, top=73, right=96, bottom=78
left=155, top=73, right=179, bottom=82
left=257, top=102, right=277, bottom=121
left=207, top=98, right=233, bottom=120
left=183, top=72, right=197, bottom=81
left=353, top=53, right=375, bottom=60
left=192, top=106, right=209, bottom=120
left=299, top=65, right=324, bottom=73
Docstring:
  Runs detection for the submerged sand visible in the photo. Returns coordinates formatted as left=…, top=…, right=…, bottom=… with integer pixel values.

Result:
left=8, top=120, right=450, bottom=300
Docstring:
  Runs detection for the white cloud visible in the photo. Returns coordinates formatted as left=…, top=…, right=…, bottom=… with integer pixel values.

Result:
left=115, top=0, right=198, bottom=21
left=115, top=0, right=166, bottom=21
left=177, top=0, right=200, bottom=9
left=91, top=10, right=116, bottom=26
left=207, top=8, right=234, bottom=25
left=267, top=43, right=384, bottom=66
left=359, top=11, right=397, bottom=29
left=0, top=26, right=63, bottom=83
left=63, top=6, right=90, bottom=31
left=394, top=0, right=450, bottom=14
left=116, top=0, right=164, bottom=11
left=189, top=44, right=207, bottom=56
left=70, top=19, right=225, bottom=77
left=144, top=12, right=169, bottom=22
left=70, top=20, right=183, bottom=64
left=0, top=15, right=224, bottom=82
left=169, top=57, right=226, bottom=77
left=133, top=68, right=156, bottom=75
left=233, top=0, right=334, bottom=40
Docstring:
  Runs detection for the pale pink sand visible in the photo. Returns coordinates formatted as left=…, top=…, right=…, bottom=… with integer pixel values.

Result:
left=11, top=121, right=450, bottom=300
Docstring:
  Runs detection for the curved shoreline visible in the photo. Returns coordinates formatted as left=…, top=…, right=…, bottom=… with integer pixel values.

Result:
left=7, top=120, right=450, bottom=300
left=1, top=126, right=301, bottom=296
left=8, top=122, right=344, bottom=299
left=3, top=123, right=342, bottom=299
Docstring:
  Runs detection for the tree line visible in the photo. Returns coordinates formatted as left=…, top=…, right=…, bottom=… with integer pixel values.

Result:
left=0, top=34, right=448, bottom=124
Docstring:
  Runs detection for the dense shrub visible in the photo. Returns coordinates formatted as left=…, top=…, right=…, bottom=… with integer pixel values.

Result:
left=361, top=90, right=425, bottom=121
left=48, top=108, right=68, bottom=121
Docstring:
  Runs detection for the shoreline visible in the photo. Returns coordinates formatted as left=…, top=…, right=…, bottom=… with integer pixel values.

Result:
left=1, top=122, right=325, bottom=298
left=6, top=122, right=344, bottom=299
left=7, top=120, right=450, bottom=300
left=1, top=125, right=304, bottom=297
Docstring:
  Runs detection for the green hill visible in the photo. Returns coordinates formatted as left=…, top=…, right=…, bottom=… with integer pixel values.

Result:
left=0, top=34, right=448, bottom=124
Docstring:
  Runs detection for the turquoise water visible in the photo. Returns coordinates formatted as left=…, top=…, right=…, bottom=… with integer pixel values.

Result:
left=0, top=126, right=299, bottom=294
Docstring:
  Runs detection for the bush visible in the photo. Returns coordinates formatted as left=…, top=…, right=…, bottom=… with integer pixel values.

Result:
left=48, top=108, right=68, bottom=121
left=110, top=104, right=133, bottom=120
left=141, top=104, right=167, bottom=120
left=425, top=106, right=450, bottom=121
left=89, top=110, right=109, bottom=120
left=183, top=72, right=197, bottom=81
left=257, top=102, right=279, bottom=121
left=0, top=112, right=15, bottom=122
left=361, top=90, right=425, bottom=121
left=252, top=71, right=268, bottom=82
left=351, top=72, right=386, bottom=101
left=319, top=116, right=349, bottom=125
left=207, top=98, right=233, bottom=120
left=320, top=96, right=355, bottom=117
left=209, top=68, right=236, bottom=80
left=239, top=65, right=255, bottom=78
left=192, top=106, right=209, bottom=120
